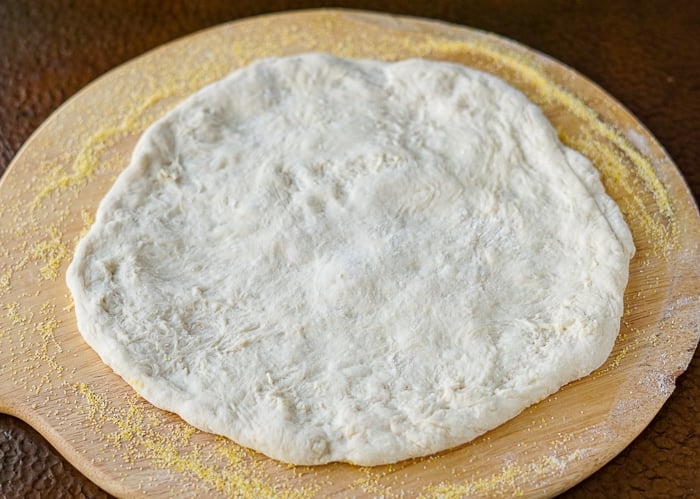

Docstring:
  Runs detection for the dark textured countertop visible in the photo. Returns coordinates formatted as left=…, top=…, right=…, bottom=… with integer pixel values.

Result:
left=1, top=1, right=698, bottom=497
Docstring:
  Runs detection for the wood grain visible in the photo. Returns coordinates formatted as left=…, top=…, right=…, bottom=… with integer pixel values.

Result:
left=0, top=10, right=698, bottom=498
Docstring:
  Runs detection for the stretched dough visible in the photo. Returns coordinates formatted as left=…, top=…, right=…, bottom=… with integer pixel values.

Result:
left=67, top=54, right=634, bottom=465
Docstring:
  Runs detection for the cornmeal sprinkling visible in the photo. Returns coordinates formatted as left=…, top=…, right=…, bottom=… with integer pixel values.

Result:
left=75, top=383, right=315, bottom=498
left=30, top=225, right=68, bottom=281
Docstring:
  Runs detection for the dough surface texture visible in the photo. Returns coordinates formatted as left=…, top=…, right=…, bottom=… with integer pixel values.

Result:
left=67, top=54, right=634, bottom=465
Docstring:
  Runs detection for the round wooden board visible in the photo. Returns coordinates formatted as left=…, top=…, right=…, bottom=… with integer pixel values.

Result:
left=0, top=9, right=698, bottom=498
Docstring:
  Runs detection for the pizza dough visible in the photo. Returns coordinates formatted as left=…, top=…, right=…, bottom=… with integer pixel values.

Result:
left=66, top=53, right=634, bottom=465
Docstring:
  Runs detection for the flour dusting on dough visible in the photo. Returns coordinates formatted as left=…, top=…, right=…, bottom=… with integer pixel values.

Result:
left=66, top=54, right=633, bottom=466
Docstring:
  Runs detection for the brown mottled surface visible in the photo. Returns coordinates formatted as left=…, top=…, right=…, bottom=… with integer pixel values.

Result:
left=0, top=1, right=698, bottom=497
left=0, top=417, right=109, bottom=499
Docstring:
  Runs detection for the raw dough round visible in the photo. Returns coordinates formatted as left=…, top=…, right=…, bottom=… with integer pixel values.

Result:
left=67, top=54, right=634, bottom=465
